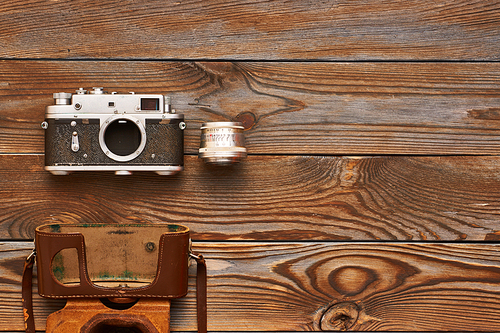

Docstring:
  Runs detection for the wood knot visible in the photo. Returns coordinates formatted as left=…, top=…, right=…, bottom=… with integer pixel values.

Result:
left=329, top=266, right=377, bottom=296
left=235, top=112, right=256, bottom=130
left=320, top=302, right=360, bottom=331
left=485, top=231, right=500, bottom=241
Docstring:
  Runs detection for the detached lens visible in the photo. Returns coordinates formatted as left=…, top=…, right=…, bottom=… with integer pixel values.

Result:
left=198, top=122, right=247, bottom=165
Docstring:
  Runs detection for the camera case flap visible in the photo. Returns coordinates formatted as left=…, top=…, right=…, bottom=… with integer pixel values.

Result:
left=35, top=223, right=191, bottom=299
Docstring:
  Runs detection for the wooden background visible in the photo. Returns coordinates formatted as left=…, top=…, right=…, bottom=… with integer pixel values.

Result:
left=1, top=0, right=500, bottom=331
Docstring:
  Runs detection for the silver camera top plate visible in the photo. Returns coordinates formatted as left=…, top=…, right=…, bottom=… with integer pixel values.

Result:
left=46, top=87, right=182, bottom=121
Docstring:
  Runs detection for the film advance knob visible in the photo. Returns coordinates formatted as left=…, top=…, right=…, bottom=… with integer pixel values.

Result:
left=53, top=92, right=72, bottom=105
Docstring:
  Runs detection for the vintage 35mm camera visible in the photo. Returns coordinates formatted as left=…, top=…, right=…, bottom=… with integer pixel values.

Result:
left=42, top=87, right=185, bottom=175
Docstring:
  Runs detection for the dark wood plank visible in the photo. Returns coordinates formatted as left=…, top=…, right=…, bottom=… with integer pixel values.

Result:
left=1, top=1, right=500, bottom=60
left=3, top=242, right=500, bottom=331
left=2, top=60, right=500, bottom=155
left=1, top=154, right=500, bottom=242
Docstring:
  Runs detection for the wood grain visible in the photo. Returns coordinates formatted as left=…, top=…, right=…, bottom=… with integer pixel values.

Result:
left=1, top=1, right=499, bottom=332
left=3, top=242, right=500, bottom=331
left=1, top=0, right=500, bottom=60
left=1, top=154, right=499, bottom=242
left=1, top=60, right=500, bottom=155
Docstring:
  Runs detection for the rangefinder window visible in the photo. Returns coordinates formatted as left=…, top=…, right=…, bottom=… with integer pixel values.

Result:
left=104, top=119, right=142, bottom=156
left=141, top=98, right=159, bottom=111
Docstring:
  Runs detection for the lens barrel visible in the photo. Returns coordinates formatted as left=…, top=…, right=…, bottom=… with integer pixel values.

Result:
left=199, top=122, right=247, bottom=165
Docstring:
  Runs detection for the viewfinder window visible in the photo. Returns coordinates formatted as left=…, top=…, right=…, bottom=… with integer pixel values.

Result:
left=141, top=98, right=159, bottom=111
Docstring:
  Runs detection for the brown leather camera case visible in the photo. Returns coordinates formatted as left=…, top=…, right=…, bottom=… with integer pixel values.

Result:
left=22, top=223, right=207, bottom=333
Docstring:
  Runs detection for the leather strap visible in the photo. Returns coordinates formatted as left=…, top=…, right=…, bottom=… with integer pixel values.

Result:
left=193, top=253, right=207, bottom=333
left=22, top=250, right=36, bottom=333
left=22, top=249, right=208, bottom=333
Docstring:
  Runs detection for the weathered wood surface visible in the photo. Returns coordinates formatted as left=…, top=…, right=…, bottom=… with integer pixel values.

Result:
left=1, top=154, right=499, bottom=242
left=3, top=242, right=500, bottom=331
left=2, top=0, right=500, bottom=331
left=1, top=61, right=500, bottom=155
left=1, top=0, right=500, bottom=60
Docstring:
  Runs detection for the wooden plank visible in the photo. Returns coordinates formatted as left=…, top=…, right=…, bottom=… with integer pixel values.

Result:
left=3, top=242, right=500, bottom=331
left=1, top=1, right=500, bottom=60
left=1, top=154, right=500, bottom=242
left=1, top=60, right=500, bottom=155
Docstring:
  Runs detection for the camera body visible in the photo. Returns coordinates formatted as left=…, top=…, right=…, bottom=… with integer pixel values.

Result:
left=43, top=88, right=185, bottom=175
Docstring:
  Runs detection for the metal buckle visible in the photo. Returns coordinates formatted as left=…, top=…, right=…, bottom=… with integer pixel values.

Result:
left=188, top=239, right=202, bottom=260
left=26, top=249, right=36, bottom=263
left=189, top=252, right=202, bottom=260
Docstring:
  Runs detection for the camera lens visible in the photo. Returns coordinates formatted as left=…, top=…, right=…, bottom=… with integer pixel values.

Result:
left=104, top=119, right=141, bottom=156
left=99, top=116, right=147, bottom=162
left=199, top=122, right=247, bottom=165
